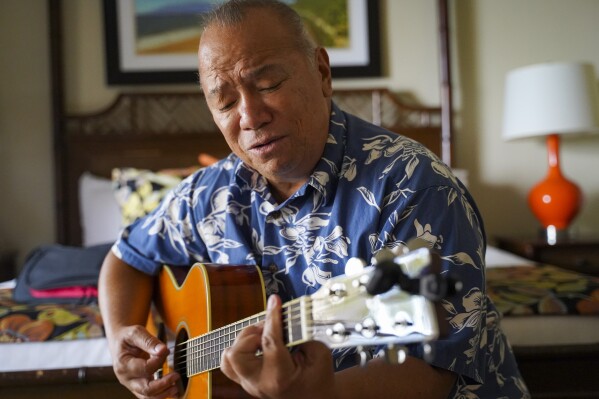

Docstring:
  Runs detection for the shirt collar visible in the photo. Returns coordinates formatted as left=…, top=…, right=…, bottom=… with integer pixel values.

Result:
left=305, top=102, right=346, bottom=206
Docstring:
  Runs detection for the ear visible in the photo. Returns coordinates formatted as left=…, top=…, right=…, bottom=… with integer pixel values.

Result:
left=316, top=47, right=333, bottom=97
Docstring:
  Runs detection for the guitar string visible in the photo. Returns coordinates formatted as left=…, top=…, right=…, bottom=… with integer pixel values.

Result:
left=170, top=312, right=309, bottom=373
left=167, top=296, right=306, bottom=350
left=166, top=300, right=327, bottom=372
left=172, top=298, right=361, bottom=376
left=174, top=315, right=319, bottom=374
left=169, top=302, right=306, bottom=363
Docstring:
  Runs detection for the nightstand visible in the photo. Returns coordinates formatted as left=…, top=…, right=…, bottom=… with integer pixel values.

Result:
left=0, top=250, right=17, bottom=282
left=494, top=236, right=599, bottom=277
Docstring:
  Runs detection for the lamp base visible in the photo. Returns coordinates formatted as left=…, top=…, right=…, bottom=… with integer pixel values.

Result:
left=528, top=134, right=582, bottom=238
left=538, top=225, right=570, bottom=245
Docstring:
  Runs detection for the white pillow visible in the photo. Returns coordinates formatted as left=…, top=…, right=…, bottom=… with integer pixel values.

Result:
left=78, top=172, right=122, bottom=246
left=485, top=246, right=534, bottom=268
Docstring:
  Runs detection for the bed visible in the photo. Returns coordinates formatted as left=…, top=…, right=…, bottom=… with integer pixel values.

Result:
left=2, top=88, right=599, bottom=399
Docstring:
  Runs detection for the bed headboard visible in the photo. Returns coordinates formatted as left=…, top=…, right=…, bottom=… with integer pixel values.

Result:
left=58, top=89, right=442, bottom=246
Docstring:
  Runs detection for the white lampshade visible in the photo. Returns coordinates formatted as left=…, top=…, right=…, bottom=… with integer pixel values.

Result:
left=502, top=62, right=599, bottom=140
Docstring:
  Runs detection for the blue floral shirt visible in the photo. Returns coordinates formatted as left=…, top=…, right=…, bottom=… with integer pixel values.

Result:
left=114, top=102, right=529, bottom=398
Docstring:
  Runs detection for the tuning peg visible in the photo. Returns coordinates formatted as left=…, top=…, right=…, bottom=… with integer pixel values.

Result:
left=344, top=257, right=367, bottom=276
left=355, top=317, right=379, bottom=338
left=357, top=346, right=373, bottom=367
left=422, top=343, right=435, bottom=363
left=419, top=272, right=463, bottom=301
left=382, top=344, right=408, bottom=365
left=325, top=322, right=350, bottom=343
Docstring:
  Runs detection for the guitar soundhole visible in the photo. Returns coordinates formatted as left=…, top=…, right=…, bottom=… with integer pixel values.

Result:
left=174, top=328, right=189, bottom=391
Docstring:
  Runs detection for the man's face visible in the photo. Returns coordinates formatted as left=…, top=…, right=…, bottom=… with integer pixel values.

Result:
left=198, top=8, right=332, bottom=199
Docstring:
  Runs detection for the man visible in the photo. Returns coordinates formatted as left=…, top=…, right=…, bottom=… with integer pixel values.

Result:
left=99, top=1, right=529, bottom=398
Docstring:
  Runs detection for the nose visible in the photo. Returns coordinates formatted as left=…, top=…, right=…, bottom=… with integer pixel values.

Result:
left=239, top=92, right=271, bottom=131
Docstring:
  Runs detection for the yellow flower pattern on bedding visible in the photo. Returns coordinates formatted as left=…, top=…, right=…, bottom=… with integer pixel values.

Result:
left=0, top=288, right=104, bottom=342
left=486, top=264, right=599, bottom=316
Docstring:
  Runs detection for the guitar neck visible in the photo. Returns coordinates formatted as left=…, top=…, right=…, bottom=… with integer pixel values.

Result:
left=186, top=296, right=310, bottom=377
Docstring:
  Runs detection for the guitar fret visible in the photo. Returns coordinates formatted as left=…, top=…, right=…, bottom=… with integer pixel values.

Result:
left=185, top=298, right=311, bottom=378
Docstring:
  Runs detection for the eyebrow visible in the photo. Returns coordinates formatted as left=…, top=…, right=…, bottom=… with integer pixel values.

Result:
left=206, top=63, right=288, bottom=97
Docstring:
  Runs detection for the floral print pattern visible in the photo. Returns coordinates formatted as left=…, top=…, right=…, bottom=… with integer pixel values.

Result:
left=487, top=265, right=599, bottom=316
left=0, top=288, right=103, bottom=342
left=116, top=102, right=529, bottom=398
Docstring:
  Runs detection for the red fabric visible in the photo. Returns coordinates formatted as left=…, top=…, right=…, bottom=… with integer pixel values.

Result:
left=29, top=285, right=98, bottom=299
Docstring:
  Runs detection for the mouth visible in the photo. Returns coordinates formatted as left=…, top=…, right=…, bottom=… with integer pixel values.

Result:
left=249, top=136, right=284, bottom=152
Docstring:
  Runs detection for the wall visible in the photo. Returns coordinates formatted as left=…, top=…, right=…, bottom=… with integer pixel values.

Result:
left=0, top=1, right=54, bottom=267
left=453, top=0, right=599, bottom=240
left=1, top=0, right=598, bottom=268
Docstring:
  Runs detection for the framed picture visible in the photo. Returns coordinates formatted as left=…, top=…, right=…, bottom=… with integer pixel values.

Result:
left=103, top=0, right=381, bottom=85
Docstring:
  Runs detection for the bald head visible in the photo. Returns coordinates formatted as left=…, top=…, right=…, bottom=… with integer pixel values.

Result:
left=201, top=0, right=316, bottom=61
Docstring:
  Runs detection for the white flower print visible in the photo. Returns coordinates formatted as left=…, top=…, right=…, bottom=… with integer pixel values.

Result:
left=340, top=156, right=357, bottom=181
left=414, top=219, right=443, bottom=249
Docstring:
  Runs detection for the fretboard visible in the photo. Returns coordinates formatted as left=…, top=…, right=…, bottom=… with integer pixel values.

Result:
left=186, top=296, right=310, bottom=377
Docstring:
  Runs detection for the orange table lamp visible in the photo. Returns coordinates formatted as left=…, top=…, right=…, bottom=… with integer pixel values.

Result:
left=503, top=62, right=599, bottom=242
left=527, top=134, right=582, bottom=231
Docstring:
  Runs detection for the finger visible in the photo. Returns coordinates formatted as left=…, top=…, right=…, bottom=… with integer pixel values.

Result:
left=221, top=324, right=264, bottom=383
left=261, top=295, right=296, bottom=378
left=122, top=325, right=169, bottom=359
left=128, top=372, right=180, bottom=399
left=120, top=326, right=169, bottom=376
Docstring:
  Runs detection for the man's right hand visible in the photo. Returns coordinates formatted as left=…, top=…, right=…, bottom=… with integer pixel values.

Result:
left=110, top=324, right=180, bottom=399
left=99, top=252, right=180, bottom=399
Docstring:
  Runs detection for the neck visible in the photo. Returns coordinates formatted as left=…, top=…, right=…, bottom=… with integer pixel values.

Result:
left=183, top=297, right=308, bottom=377
left=269, top=179, right=306, bottom=203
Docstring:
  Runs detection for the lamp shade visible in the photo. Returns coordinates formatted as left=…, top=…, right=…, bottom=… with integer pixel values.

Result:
left=502, top=62, right=599, bottom=140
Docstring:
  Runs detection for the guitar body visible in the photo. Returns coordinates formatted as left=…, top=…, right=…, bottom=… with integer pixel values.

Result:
left=154, top=264, right=266, bottom=399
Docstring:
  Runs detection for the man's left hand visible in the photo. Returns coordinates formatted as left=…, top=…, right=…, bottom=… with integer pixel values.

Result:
left=220, top=295, right=336, bottom=399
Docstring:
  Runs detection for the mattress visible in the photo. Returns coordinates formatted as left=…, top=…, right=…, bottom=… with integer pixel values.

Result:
left=486, top=246, right=599, bottom=347
left=0, top=279, right=112, bottom=373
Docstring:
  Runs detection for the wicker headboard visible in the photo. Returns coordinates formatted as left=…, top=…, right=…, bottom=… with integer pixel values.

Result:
left=58, top=89, right=442, bottom=245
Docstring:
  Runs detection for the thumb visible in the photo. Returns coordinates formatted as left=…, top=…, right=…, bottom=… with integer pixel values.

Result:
left=121, top=326, right=169, bottom=374
left=122, top=325, right=169, bottom=358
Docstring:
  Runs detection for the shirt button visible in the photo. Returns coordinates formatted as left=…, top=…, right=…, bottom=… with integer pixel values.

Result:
left=269, top=263, right=278, bottom=273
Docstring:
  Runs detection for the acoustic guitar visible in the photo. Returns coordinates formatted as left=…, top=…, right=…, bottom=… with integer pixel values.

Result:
left=153, top=247, right=445, bottom=398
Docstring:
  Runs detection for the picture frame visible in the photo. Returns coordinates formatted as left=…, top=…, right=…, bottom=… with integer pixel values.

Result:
left=103, top=0, right=381, bottom=85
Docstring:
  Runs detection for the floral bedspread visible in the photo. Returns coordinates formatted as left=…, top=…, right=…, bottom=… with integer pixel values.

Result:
left=0, top=288, right=104, bottom=342
left=487, top=264, right=599, bottom=316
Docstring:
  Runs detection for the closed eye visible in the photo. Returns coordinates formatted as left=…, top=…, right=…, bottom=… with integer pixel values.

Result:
left=218, top=100, right=237, bottom=112
left=258, top=81, right=283, bottom=93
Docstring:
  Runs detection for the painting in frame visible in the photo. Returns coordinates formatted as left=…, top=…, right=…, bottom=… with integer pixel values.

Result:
left=103, top=0, right=381, bottom=85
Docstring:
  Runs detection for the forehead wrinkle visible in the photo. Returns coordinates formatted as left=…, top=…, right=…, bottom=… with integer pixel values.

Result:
left=205, top=61, right=288, bottom=99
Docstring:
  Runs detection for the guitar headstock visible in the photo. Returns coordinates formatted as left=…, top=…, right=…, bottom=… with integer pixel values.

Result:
left=299, top=245, right=452, bottom=363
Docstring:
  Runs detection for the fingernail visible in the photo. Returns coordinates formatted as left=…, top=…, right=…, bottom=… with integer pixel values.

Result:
left=267, top=295, right=277, bottom=309
left=154, top=343, right=162, bottom=354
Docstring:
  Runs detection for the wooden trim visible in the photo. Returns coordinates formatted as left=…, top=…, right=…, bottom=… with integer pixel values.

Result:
left=437, top=0, right=453, bottom=167
left=0, top=366, right=117, bottom=387
left=49, top=0, right=67, bottom=244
